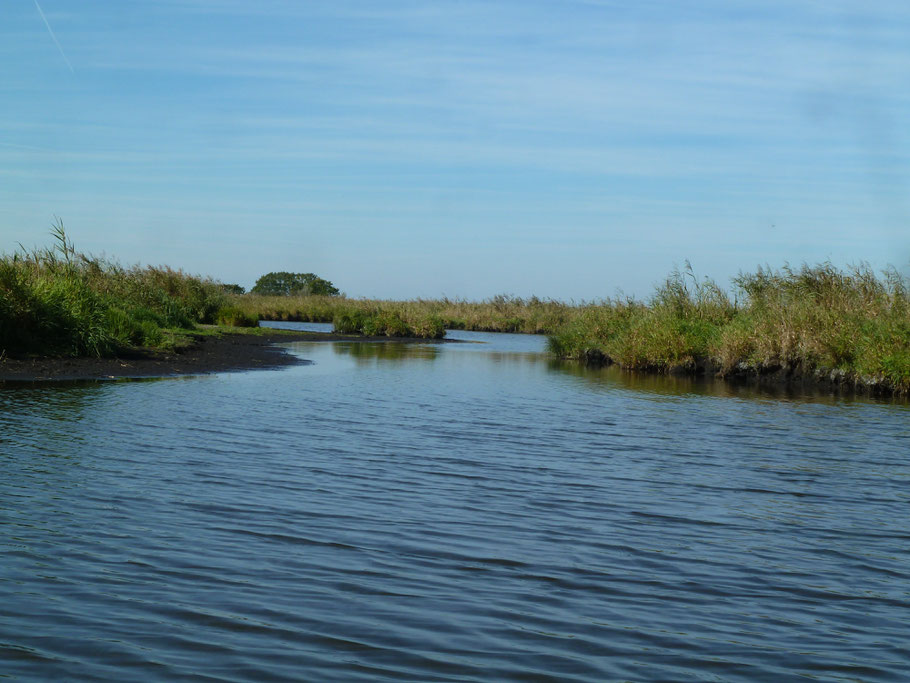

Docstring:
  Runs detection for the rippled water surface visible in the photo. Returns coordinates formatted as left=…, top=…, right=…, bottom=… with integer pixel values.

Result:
left=2, top=325, right=909, bottom=681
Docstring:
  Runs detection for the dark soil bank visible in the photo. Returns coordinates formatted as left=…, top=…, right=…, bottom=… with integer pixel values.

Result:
left=0, top=330, right=450, bottom=382
left=578, top=349, right=904, bottom=399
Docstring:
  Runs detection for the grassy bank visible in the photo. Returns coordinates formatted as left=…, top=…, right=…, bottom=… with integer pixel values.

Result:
left=0, top=227, right=237, bottom=357
left=10, top=229, right=905, bottom=394
left=0, top=228, right=454, bottom=357
left=548, top=264, right=910, bottom=395
left=227, top=292, right=588, bottom=335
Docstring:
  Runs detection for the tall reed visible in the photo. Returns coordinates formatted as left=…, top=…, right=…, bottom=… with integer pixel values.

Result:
left=1, top=224, right=227, bottom=357
left=548, top=263, right=910, bottom=395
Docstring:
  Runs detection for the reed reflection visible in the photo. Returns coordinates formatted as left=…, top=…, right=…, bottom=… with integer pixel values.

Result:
left=331, top=341, right=441, bottom=364
left=548, top=358, right=910, bottom=407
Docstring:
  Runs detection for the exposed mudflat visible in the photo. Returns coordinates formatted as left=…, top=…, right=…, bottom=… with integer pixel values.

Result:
left=0, top=330, right=454, bottom=382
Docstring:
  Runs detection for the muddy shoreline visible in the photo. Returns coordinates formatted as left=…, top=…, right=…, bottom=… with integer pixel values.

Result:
left=577, top=349, right=905, bottom=399
left=0, top=330, right=455, bottom=382
left=4, top=329, right=903, bottom=399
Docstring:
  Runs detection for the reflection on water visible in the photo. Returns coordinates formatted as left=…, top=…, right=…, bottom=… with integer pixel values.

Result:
left=0, top=384, right=100, bottom=448
left=332, top=340, right=441, bottom=363
left=2, top=324, right=909, bottom=681
left=548, top=358, right=904, bottom=405
left=306, top=326, right=907, bottom=407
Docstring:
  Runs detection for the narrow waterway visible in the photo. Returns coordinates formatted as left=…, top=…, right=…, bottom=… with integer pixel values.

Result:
left=2, top=325, right=908, bottom=681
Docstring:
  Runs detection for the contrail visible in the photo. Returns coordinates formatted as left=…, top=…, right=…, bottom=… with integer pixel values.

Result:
left=33, top=0, right=74, bottom=73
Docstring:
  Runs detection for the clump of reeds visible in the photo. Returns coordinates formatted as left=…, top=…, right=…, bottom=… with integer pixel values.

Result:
left=717, top=264, right=909, bottom=390
left=549, top=265, right=734, bottom=372
left=332, top=306, right=445, bottom=339
left=0, top=224, right=232, bottom=357
left=0, top=226, right=116, bottom=356
left=214, top=306, right=258, bottom=328
left=548, top=263, right=910, bottom=395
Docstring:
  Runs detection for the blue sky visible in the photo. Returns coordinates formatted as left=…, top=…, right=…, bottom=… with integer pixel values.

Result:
left=2, top=1, right=909, bottom=299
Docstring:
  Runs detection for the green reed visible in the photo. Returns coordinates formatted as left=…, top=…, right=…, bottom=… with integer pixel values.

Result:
left=0, top=224, right=228, bottom=357
left=548, top=263, right=910, bottom=395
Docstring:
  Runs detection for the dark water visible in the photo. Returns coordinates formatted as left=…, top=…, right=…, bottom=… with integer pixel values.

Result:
left=2, top=325, right=909, bottom=681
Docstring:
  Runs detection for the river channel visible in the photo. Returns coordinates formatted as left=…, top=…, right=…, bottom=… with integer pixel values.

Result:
left=1, top=324, right=908, bottom=681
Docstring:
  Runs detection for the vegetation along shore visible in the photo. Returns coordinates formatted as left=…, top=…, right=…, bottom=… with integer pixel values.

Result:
left=0, top=227, right=445, bottom=369
left=548, top=264, right=910, bottom=397
left=2, top=229, right=907, bottom=395
left=227, top=291, right=585, bottom=335
left=230, top=263, right=909, bottom=396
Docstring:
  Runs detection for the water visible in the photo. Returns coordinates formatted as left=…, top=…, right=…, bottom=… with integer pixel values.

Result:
left=2, top=326, right=909, bottom=681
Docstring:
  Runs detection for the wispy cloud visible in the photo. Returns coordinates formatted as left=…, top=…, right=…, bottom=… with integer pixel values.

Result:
left=3, top=0, right=908, bottom=295
left=33, top=0, right=74, bottom=73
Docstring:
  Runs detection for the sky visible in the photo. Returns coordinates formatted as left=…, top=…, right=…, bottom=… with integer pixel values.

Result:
left=2, top=0, right=909, bottom=300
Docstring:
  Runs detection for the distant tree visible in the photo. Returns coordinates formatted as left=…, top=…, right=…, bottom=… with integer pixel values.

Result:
left=250, top=271, right=340, bottom=296
left=220, top=283, right=245, bottom=295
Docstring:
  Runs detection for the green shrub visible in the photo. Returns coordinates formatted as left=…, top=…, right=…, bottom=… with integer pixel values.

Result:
left=410, top=314, right=446, bottom=339
left=251, top=271, right=339, bottom=296
left=333, top=309, right=369, bottom=334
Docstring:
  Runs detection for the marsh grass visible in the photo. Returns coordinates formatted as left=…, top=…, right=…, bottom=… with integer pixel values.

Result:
left=0, top=225, right=229, bottom=357
left=214, top=306, right=259, bottom=328
left=548, top=263, right=910, bottom=395
left=227, top=294, right=449, bottom=337
left=229, top=292, right=590, bottom=335
left=332, top=306, right=445, bottom=338
left=14, top=226, right=903, bottom=393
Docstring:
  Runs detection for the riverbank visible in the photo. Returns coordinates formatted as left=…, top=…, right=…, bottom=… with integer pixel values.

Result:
left=0, top=328, right=457, bottom=382
left=549, top=264, right=910, bottom=397
left=1, top=228, right=446, bottom=368
left=5, top=230, right=907, bottom=395
left=1, top=226, right=232, bottom=359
